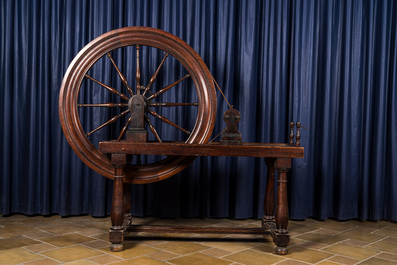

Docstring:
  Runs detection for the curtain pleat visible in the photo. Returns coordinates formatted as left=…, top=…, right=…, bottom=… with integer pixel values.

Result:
left=1, top=0, right=396, bottom=221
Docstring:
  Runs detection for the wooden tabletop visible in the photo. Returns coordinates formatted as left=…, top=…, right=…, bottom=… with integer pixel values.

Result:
left=99, top=141, right=304, bottom=158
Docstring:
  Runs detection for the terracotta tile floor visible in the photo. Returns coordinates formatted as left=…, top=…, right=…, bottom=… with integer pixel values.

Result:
left=1, top=215, right=396, bottom=264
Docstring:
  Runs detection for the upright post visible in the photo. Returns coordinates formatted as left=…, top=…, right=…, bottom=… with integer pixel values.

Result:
left=274, top=158, right=291, bottom=255
left=109, top=154, right=128, bottom=252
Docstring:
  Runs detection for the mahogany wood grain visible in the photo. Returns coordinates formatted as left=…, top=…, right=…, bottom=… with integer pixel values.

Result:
left=263, top=158, right=276, bottom=220
left=99, top=142, right=304, bottom=158
left=275, top=158, right=291, bottom=233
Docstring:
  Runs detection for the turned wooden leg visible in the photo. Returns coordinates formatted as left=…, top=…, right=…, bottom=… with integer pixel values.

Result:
left=263, top=158, right=276, bottom=221
left=123, top=183, right=132, bottom=224
left=109, top=154, right=127, bottom=252
left=274, top=158, right=291, bottom=255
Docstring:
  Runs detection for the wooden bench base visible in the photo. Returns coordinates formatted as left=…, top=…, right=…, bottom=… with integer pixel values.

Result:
left=100, top=142, right=304, bottom=255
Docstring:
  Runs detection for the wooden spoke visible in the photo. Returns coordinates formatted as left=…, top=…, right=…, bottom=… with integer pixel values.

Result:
left=149, top=102, right=198, bottom=107
left=86, top=109, right=130, bottom=137
left=78, top=103, right=128, bottom=108
left=107, top=53, right=134, bottom=96
left=147, top=74, right=190, bottom=101
left=147, top=109, right=190, bottom=135
left=144, top=114, right=162, bottom=143
left=136, top=45, right=141, bottom=94
left=85, top=74, right=129, bottom=101
left=117, top=117, right=131, bottom=141
left=143, top=52, right=169, bottom=96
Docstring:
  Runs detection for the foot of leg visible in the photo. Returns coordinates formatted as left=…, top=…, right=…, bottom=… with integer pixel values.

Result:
left=110, top=243, right=124, bottom=252
left=275, top=246, right=288, bottom=255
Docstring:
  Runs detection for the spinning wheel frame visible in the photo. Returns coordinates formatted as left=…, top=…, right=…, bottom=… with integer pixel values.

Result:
left=59, top=27, right=217, bottom=184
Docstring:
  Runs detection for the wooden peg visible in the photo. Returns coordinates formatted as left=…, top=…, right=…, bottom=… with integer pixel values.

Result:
left=296, top=122, right=301, bottom=147
left=289, top=122, right=294, bottom=146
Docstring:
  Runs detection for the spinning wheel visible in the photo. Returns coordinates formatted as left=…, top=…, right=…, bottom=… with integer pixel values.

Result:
left=59, top=26, right=304, bottom=255
left=59, top=27, right=217, bottom=184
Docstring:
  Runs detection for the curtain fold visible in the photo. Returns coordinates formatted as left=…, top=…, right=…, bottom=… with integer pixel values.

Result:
left=1, top=0, right=396, bottom=221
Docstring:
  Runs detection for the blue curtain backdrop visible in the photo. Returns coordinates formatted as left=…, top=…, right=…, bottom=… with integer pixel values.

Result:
left=1, top=0, right=396, bottom=221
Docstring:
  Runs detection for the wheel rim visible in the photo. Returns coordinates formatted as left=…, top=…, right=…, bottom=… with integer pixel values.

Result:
left=59, top=27, right=216, bottom=184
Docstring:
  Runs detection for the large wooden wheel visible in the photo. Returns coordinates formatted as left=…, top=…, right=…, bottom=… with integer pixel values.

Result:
left=59, top=27, right=217, bottom=184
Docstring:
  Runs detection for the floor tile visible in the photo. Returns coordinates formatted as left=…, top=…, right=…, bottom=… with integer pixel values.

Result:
left=147, top=250, right=180, bottom=261
left=353, top=220, right=391, bottom=230
left=288, top=237, right=307, bottom=247
left=311, top=220, right=357, bottom=232
left=276, top=259, right=311, bottom=265
left=84, top=221, right=112, bottom=231
left=131, top=237, right=172, bottom=246
left=75, top=227, right=105, bottom=236
left=24, top=231, right=55, bottom=239
left=23, top=220, right=63, bottom=229
left=374, top=228, right=397, bottom=238
left=0, top=236, right=40, bottom=250
left=317, top=228, right=345, bottom=235
left=0, top=224, right=38, bottom=238
left=296, top=232, right=344, bottom=245
left=82, top=239, right=110, bottom=249
left=90, top=232, right=109, bottom=241
left=328, top=255, right=360, bottom=265
left=200, top=247, right=232, bottom=257
left=155, top=241, right=210, bottom=255
left=41, top=245, right=104, bottom=263
left=358, top=257, right=397, bottom=265
left=375, top=252, right=397, bottom=261
left=23, top=258, right=62, bottom=265
left=0, top=248, right=42, bottom=265
left=23, top=242, right=58, bottom=253
left=385, top=236, right=397, bottom=244
left=88, top=253, right=124, bottom=264
left=39, top=223, right=87, bottom=235
left=365, top=239, right=397, bottom=253
left=286, top=222, right=314, bottom=234
left=340, top=229, right=386, bottom=242
left=40, top=233, right=95, bottom=247
left=323, top=243, right=379, bottom=260
left=224, top=249, right=285, bottom=265
left=317, top=261, right=341, bottom=265
left=99, top=243, right=158, bottom=259
left=252, top=244, right=280, bottom=254
left=64, top=260, right=98, bottom=265
left=286, top=246, right=333, bottom=263
left=112, top=256, right=167, bottom=264
left=169, top=252, right=232, bottom=265
left=343, top=239, right=371, bottom=247
left=296, top=240, right=329, bottom=250
left=201, top=240, right=260, bottom=252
